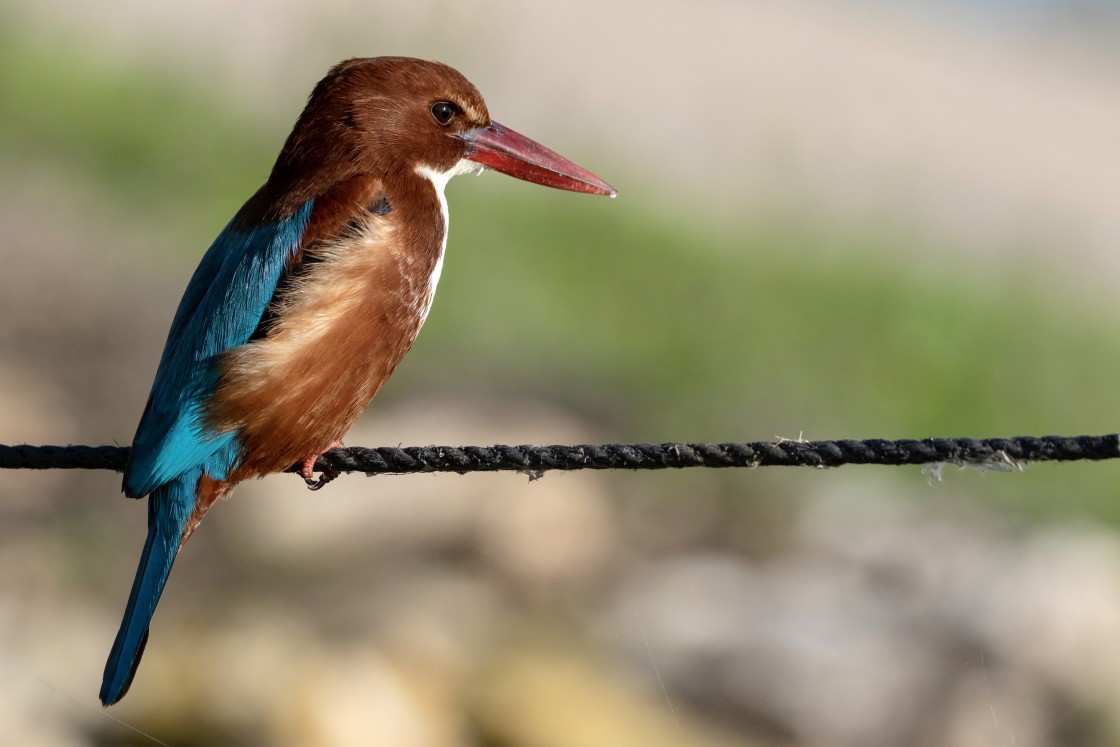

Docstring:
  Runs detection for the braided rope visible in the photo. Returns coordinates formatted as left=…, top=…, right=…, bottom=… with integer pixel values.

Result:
left=0, top=434, right=1114, bottom=478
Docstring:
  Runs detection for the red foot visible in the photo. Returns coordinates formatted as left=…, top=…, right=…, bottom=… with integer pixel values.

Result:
left=301, top=440, right=344, bottom=491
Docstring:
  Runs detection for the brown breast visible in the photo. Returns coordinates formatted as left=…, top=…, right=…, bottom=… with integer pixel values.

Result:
left=208, top=171, right=447, bottom=480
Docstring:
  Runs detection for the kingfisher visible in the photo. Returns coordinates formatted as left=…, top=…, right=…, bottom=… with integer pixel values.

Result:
left=100, top=56, right=615, bottom=706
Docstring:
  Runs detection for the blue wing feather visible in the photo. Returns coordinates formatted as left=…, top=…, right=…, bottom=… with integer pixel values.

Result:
left=124, top=199, right=313, bottom=497
left=103, top=199, right=311, bottom=703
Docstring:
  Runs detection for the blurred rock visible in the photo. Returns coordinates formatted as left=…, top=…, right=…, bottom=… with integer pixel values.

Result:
left=106, top=615, right=467, bottom=747
left=978, top=526, right=1120, bottom=698
left=475, top=466, right=615, bottom=596
left=0, top=588, right=121, bottom=747
left=610, top=552, right=945, bottom=747
left=608, top=482, right=1120, bottom=747
left=353, top=564, right=507, bottom=674
left=471, top=646, right=769, bottom=747
left=931, top=669, right=1051, bottom=747
left=276, top=646, right=466, bottom=747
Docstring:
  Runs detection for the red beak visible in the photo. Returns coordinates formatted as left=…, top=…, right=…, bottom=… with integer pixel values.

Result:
left=456, top=121, right=616, bottom=197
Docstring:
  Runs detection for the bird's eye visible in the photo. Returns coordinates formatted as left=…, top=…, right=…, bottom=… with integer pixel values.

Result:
left=430, top=101, right=457, bottom=126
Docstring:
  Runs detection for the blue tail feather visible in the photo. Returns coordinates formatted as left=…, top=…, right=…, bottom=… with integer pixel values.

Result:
left=100, top=474, right=196, bottom=706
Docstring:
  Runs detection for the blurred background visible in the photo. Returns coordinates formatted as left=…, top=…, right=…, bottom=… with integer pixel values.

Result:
left=2, top=0, right=1120, bottom=745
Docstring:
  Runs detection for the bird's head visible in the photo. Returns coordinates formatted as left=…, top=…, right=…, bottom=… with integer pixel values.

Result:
left=272, top=57, right=615, bottom=198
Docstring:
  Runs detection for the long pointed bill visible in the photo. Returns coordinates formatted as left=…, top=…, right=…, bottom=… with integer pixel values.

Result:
left=456, top=121, right=617, bottom=197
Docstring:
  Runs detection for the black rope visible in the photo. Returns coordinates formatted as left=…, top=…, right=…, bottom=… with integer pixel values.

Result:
left=0, top=435, right=1116, bottom=477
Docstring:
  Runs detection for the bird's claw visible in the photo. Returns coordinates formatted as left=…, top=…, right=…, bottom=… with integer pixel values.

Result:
left=304, top=469, right=340, bottom=491
left=300, top=441, right=344, bottom=491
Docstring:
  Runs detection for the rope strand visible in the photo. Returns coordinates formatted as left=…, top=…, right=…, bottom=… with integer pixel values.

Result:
left=0, top=435, right=1115, bottom=478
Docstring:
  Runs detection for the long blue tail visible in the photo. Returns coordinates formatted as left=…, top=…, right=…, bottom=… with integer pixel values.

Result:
left=100, top=475, right=195, bottom=706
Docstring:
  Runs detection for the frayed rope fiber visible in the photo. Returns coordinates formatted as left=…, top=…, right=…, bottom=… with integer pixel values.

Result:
left=0, top=435, right=1117, bottom=477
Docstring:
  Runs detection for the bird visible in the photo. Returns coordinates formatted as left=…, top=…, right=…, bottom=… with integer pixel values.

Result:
left=100, top=56, right=615, bottom=706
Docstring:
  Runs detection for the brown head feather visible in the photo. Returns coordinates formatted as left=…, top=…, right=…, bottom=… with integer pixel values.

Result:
left=241, top=57, right=490, bottom=224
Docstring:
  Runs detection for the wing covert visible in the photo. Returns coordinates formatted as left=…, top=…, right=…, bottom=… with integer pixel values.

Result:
left=123, top=199, right=313, bottom=497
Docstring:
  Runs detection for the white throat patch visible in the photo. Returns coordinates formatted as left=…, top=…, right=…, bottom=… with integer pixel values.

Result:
left=413, top=159, right=480, bottom=321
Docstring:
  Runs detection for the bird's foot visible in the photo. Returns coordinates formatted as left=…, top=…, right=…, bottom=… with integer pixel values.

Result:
left=301, top=441, right=344, bottom=491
